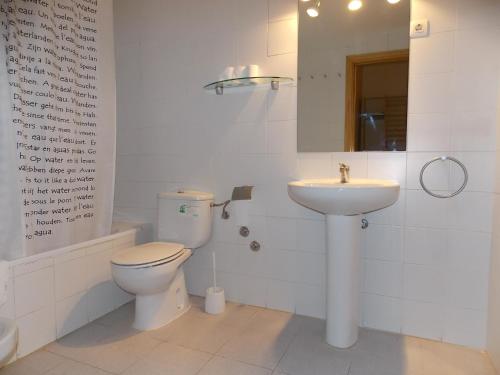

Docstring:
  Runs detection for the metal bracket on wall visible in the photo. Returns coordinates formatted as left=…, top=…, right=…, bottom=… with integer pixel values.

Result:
left=211, top=200, right=230, bottom=219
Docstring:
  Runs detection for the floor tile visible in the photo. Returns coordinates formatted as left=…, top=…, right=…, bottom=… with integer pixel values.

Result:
left=93, top=303, right=135, bottom=329
left=148, top=301, right=259, bottom=353
left=44, top=358, right=113, bottom=375
left=45, top=323, right=155, bottom=374
left=0, top=351, right=65, bottom=375
left=414, top=337, right=496, bottom=375
left=122, top=342, right=211, bottom=375
left=276, top=317, right=351, bottom=375
left=198, top=356, right=272, bottom=375
left=3, top=296, right=496, bottom=375
left=217, top=309, right=302, bottom=369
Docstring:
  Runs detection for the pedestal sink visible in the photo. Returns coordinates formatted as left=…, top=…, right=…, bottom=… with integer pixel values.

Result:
left=288, top=178, right=400, bottom=348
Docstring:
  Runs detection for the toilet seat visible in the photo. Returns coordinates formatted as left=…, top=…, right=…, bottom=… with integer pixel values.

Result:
left=111, top=242, right=186, bottom=268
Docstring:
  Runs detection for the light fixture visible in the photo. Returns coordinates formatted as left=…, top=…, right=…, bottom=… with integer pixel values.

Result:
left=387, top=0, right=401, bottom=3
left=306, top=1, right=320, bottom=17
left=348, top=0, right=363, bottom=11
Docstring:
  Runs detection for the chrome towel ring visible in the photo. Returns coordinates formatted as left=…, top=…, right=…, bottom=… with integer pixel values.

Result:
left=419, top=156, right=468, bottom=199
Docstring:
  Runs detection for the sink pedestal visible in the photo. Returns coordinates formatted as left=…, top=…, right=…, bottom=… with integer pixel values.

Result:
left=326, top=214, right=361, bottom=348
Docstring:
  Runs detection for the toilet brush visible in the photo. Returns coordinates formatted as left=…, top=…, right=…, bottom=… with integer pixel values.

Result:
left=205, top=252, right=225, bottom=314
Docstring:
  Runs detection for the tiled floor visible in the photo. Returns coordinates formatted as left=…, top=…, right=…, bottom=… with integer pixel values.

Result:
left=1, top=296, right=496, bottom=375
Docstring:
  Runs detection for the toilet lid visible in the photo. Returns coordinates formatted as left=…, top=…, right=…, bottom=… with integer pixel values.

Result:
left=111, top=242, right=185, bottom=267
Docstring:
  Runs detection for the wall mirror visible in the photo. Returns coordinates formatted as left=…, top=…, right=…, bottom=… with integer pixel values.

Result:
left=297, top=0, right=411, bottom=152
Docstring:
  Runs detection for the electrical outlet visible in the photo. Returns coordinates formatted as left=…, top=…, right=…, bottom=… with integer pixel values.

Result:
left=410, top=19, right=429, bottom=38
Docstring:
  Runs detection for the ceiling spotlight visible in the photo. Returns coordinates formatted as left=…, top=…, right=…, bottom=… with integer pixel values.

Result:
left=306, top=6, right=319, bottom=17
left=348, top=0, right=363, bottom=11
left=307, top=1, right=320, bottom=17
left=387, top=0, right=401, bottom=3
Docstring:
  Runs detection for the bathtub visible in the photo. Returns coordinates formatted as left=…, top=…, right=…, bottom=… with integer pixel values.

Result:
left=3, top=221, right=152, bottom=361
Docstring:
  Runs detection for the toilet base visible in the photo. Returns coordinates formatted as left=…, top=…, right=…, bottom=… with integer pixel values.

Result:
left=133, top=268, right=190, bottom=331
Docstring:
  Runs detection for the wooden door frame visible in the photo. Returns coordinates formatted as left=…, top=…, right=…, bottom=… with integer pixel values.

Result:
left=344, top=49, right=409, bottom=151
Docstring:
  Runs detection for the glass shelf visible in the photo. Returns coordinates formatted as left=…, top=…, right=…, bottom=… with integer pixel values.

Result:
left=204, top=76, right=294, bottom=95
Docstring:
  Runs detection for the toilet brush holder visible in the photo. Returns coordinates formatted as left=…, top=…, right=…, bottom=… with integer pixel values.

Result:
left=205, top=286, right=225, bottom=315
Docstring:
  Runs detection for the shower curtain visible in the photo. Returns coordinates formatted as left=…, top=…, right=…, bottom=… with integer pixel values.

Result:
left=0, top=0, right=116, bottom=258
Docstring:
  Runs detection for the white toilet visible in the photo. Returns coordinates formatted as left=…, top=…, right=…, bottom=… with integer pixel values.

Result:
left=111, top=190, right=213, bottom=330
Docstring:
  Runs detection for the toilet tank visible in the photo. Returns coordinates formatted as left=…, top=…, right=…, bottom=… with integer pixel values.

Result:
left=157, top=190, right=214, bottom=249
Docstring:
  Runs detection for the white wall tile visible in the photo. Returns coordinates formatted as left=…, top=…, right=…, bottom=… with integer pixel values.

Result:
left=54, top=256, right=88, bottom=301
left=238, top=275, right=267, bottom=307
left=402, top=300, right=443, bottom=340
left=452, top=70, right=499, bottom=112
left=405, top=190, right=448, bottom=229
left=13, top=258, right=53, bottom=277
left=56, top=292, right=89, bottom=338
left=363, top=260, right=403, bottom=298
left=86, top=281, right=119, bottom=322
left=294, top=283, right=325, bottom=319
left=15, top=266, right=54, bottom=318
left=267, top=120, right=297, bottom=155
left=266, top=217, right=297, bottom=250
left=456, top=0, right=500, bottom=30
left=293, top=252, right=325, bottom=286
left=266, top=279, right=295, bottom=312
left=443, top=307, right=487, bottom=348
left=447, top=192, right=493, bottom=232
left=296, top=153, right=332, bottom=179
left=361, top=294, right=402, bottom=333
left=365, top=190, right=406, bottom=226
left=267, top=86, right=297, bottom=121
left=296, top=219, right=325, bottom=253
left=407, top=114, right=451, bottom=152
left=367, top=152, right=407, bottom=188
left=268, top=0, right=297, bottom=22
left=17, top=307, right=56, bottom=357
left=403, top=264, right=444, bottom=303
left=362, top=225, right=403, bottom=262
left=449, top=152, right=495, bottom=193
left=404, top=227, right=447, bottom=265
left=409, top=32, right=454, bottom=75
left=268, top=19, right=297, bottom=56
left=450, top=111, right=497, bottom=152
left=408, top=73, right=452, bottom=114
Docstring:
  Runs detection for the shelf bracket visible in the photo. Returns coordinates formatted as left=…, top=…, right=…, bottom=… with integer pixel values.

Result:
left=271, top=80, right=279, bottom=90
left=215, top=84, right=223, bottom=95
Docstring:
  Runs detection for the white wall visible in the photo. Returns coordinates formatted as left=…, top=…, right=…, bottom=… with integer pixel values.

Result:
left=488, top=26, right=500, bottom=370
left=113, top=0, right=500, bottom=349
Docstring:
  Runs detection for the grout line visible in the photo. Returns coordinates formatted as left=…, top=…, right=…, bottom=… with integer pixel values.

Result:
left=271, top=316, right=304, bottom=372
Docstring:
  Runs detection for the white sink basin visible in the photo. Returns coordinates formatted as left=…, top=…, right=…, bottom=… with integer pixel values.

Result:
left=288, top=178, right=400, bottom=216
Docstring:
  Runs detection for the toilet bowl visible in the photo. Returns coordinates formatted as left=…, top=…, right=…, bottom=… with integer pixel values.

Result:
left=112, top=242, right=192, bottom=330
left=0, top=318, right=17, bottom=366
left=111, top=190, right=214, bottom=330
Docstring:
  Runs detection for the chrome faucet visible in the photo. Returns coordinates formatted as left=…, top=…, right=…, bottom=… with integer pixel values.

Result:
left=339, top=163, right=350, bottom=183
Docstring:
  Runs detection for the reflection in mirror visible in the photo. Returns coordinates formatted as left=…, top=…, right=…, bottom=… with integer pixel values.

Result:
left=297, top=0, right=411, bottom=152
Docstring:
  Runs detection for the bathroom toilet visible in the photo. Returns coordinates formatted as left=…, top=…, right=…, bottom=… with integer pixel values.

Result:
left=0, top=318, right=17, bottom=366
left=111, top=190, right=213, bottom=330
